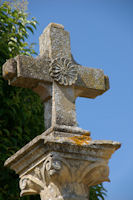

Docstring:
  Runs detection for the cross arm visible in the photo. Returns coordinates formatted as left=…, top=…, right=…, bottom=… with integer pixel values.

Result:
left=3, top=55, right=109, bottom=100
left=2, top=55, right=52, bottom=89
left=75, top=65, right=109, bottom=99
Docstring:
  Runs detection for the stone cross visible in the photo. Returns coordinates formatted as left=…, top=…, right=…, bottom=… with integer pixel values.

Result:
left=3, top=23, right=109, bottom=130
left=3, top=23, right=120, bottom=200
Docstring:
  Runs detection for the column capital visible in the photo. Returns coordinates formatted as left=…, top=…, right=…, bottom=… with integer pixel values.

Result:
left=5, top=126, right=121, bottom=200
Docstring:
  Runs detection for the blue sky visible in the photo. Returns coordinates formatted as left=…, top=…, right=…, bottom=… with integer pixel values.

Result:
left=27, top=1, right=133, bottom=199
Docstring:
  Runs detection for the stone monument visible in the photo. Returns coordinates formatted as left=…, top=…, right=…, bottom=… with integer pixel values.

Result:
left=3, top=23, right=121, bottom=200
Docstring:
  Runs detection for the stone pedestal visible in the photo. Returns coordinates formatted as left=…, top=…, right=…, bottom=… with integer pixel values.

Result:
left=5, top=125, right=120, bottom=200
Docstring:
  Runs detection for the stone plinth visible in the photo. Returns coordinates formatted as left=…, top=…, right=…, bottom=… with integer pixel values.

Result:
left=4, top=126, right=120, bottom=200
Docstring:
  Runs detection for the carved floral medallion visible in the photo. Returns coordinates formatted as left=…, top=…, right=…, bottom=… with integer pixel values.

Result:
left=49, top=57, right=78, bottom=86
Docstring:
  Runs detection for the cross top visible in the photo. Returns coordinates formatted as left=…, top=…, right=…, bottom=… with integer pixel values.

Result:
left=3, top=23, right=109, bottom=131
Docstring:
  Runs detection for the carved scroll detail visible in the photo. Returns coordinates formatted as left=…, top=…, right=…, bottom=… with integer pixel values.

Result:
left=19, top=174, right=44, bottom=197
left=19, top=153, right=63, bottom=196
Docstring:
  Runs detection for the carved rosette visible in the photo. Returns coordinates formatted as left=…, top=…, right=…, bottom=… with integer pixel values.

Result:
left=49, top=57, right=78, bottom=86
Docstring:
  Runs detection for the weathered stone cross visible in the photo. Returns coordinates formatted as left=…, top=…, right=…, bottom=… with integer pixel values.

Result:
left=3, top=23, right=109, bottom=130
left=3, top=23, right=120, bottom=200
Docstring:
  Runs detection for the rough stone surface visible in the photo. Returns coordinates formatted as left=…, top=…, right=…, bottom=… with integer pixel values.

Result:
left=52, top=82, right=77, bottom=127
left=3, top=23, right=120, bottom=200
left=2, top=58, right=17, bottom=80
left=39, top=23, right=71, bottom=59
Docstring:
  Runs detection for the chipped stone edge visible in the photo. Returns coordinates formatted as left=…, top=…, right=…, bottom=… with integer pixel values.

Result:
left=4, top=124, right=121, bottom=168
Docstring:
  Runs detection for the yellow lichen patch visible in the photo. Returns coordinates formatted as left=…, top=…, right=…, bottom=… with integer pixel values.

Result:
left=5, top=71, right=9, bottom=75
left=69, top=132, right=91, bottom=146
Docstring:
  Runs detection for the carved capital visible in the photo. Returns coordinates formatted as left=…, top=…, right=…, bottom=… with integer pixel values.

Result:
left=19, top=151, right=110, bottom=199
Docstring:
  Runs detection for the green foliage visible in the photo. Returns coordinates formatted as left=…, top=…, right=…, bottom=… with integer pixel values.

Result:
left=0, top=1, right=37, bottom=62
left=0, top=2, right=42, bottom=200
left=90, top=184, right=107, bottom=200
